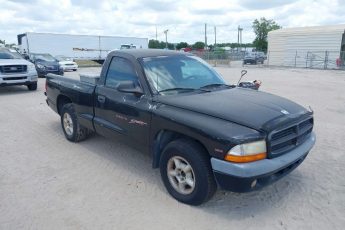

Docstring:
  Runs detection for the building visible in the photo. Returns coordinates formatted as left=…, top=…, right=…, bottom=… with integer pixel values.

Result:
left=267, top=24, right=345, bottom=69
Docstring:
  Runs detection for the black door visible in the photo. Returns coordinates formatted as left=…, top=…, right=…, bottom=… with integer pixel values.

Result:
left=94, top=56, right=151, bottom=148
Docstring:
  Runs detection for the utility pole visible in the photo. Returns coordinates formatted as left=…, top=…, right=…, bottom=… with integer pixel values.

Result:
left=237, top=26, right=239, bottom=49
left=214, top=26, right=217, bottom=48
left=204, top=23, right=207, bottom=50
left=237, top=26, right=243, bottom=52
left=240, top=27, right=243, bottom=47
left=164, top=29, right=169, bottom=49
left=155, top=26, right=158, bottom=40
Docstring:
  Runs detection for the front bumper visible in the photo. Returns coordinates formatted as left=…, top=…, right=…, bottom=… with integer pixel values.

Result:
left=0, top=72, right=38, bottom=86
left=211, top=132, right=316, bottom=192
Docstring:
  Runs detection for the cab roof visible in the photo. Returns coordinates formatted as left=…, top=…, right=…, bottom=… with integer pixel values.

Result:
left=109, top=49, right=192, bottom=59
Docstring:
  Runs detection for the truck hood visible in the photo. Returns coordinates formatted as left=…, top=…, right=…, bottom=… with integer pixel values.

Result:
left=36, top=60, right=59, bottom=66
left=156, top=88, right=310, bottom=132
left=0, top=59, right=32, bottom=65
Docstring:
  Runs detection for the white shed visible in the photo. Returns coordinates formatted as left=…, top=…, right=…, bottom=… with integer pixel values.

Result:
left=267, top=24, right=345, bottom=68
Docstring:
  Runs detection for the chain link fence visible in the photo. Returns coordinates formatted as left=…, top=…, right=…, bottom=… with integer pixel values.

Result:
left=191, top=50, right=245, bottom=66
left=190, top=50, right=345, bottom=70
left=267, top=50, right=345, bottom=70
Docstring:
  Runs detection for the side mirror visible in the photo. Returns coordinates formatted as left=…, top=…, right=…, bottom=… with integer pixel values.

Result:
left=117, top=80, right=144, bottom=96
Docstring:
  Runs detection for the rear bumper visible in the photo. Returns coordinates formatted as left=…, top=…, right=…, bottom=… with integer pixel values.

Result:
left=61, top=65, right=78, bottom=70
left=243, top=59, right=257, bottom=64
left=211, top=132, right=316, bottom=192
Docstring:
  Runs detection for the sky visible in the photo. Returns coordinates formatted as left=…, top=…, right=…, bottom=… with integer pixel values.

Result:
left=0, top=0, right=345, bottom=45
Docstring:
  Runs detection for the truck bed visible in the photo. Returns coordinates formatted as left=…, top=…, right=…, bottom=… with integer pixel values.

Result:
left=46, top=73, right=97, bottom=131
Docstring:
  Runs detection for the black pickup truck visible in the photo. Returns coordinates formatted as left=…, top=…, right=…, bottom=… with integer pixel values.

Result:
left=46, top=49, right=315, bottom=205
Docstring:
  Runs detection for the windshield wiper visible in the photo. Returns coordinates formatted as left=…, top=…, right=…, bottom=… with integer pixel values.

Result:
left=200, top=83, right=234, bottom=89
left=158, top=87, right=209, bottom=93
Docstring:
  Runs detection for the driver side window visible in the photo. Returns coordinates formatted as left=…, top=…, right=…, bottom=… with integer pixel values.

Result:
left=105, top=57, right=139, bottom=89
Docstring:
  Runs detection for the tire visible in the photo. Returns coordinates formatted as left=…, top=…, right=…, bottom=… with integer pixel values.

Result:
left=27, top=82, right=37, bottom=91
left=73, top=69, right=77, bottom=71
left=60, top=103, right=89, bottom=142
left=160, top=139, right=217, bottom=205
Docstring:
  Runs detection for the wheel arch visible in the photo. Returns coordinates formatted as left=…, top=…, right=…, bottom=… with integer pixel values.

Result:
left=152, top=129, right=210, bottom=168
left=57, top=94, right=72, bottom=115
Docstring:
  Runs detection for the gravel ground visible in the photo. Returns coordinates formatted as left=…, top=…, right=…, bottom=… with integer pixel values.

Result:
left=0, top=66, right=344, bottom=230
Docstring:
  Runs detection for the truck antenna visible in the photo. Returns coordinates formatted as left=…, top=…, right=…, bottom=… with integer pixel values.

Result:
left=237, top=70, right=247, bottom=86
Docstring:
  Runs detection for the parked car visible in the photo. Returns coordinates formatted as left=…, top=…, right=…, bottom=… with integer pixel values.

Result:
left=120, top=44, right=136, bottom=49
left=256, top=51, right=267, bottom=60
left=243, top=52, right=265, bottom=64
left=56, top=56, right=78, bottom=71
left=45, top=49, right=315, bottom=205
left=30, top=53, right=64, bottom=77
left=0, top=48, right=38, bottom=90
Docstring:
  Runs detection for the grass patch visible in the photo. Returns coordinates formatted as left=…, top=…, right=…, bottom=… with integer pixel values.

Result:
left=75, top=60, right=102, bottom=67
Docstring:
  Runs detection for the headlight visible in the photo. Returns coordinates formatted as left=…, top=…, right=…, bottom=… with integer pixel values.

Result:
left=225, top=140, right=267, bottom=163
left=36, top=63, right=45, bottom=69
left=28, top=64, right=36, bottom=72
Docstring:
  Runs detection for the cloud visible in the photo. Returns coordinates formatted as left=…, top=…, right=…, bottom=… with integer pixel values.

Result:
left=238, top=0, right=298, bottom=10
left=0, top=0, right=344, bottom=45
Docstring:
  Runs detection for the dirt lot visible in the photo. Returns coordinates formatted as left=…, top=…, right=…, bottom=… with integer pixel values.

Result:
left=1, top=66, right=345, bottom=230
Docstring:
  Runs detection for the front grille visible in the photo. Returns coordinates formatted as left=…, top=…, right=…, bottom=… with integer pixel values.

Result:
left=3, top=77, right=27, bottom=81
left=0, top=65, right=27, bottom=74
left=268, top=118, right=313, bottom=157
left=46, top=66, right=58, bottom=71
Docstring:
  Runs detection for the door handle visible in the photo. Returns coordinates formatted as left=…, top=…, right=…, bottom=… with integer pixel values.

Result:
left=97, top=95, right=106, bottom=103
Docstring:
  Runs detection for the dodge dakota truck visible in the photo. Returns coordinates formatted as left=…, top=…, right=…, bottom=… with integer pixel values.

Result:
left=45, top=49, right=316, bottom=205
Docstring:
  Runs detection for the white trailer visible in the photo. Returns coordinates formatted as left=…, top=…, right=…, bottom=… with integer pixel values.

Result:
left=17, top=32, right=148, bottom=61
left=267, top=24, right=345, bottom=69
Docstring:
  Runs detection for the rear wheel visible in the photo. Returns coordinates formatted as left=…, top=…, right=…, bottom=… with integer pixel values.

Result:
left=160, top=139, right=217, bottom=205
left=60, top=103, right=90, bottom=142
left=27, top=82, right=37, bottom=91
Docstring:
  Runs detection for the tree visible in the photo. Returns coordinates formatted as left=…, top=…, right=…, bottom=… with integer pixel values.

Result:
left=252, top=17, right=281, bottom=52
left=192, top=41, right=205, bottom=50
left=148, top=39, right=160, bottom=49
left=148, top=39, right=175, bottom=49
left=176, top=42, right=188, bottom=50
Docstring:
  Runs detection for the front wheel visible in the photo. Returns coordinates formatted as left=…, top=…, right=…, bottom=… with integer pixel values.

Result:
left=27, top=82, right=37, bottom=91
left=160, top=139, right=217, bottom=205
left=60, top=103, right=90, bottom=142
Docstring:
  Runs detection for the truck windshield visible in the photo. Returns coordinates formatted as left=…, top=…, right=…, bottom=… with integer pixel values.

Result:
left=56, top=56, right=72, bottom=61
left=32, top=54, right=57, bottom=62
left=141, top=55, right=226, bottom=94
